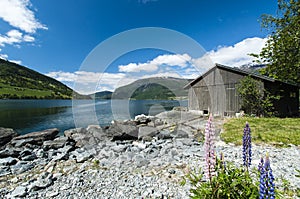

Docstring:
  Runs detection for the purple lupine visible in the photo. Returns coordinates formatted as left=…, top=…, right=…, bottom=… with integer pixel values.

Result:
left=204, top=114, right=216, bottom=181
left=259, top=154, right=275, bottom=199
left=258, top=157, right=264, bottom=173
left=243, top=122, right=252, bottom=169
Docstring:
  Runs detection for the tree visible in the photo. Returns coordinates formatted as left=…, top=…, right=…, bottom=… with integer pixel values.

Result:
left=253, top=0, right=300, bottom=84
left=237, top=76, right=277, bottom=117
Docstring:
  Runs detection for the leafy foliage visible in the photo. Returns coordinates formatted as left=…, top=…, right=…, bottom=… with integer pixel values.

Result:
left=237, top=76, right=278, bottom=116
left=252, top=0, right=300, bottom=84
left=182, top=158, right=259, bottom=199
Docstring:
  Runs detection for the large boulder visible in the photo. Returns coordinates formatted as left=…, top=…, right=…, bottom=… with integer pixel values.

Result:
left=0, top=127, right=18, bottom=147
left=11, top=128, right=59, bottom=146
left=107, top=121, right=138, bottom=141
left=138, top=126, right=159, bottom=140
left=43, top=136, right=68, bottom=149
left=64, top=127, right=105, bottom=147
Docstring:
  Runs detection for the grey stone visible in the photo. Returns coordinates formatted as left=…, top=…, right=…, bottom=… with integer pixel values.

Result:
left=46, top=191, right=59, bottom=197
left=51, top=152, right=68, bottom=162
left=180, top=138, right=194, bottom=146
left=10, top=161, right=34, bottom=174
left=29, top=172, right=53, bottom=191
left=64, top=127, right=86, bottom=138
left=171, top=129, right=189, bottom=138
left=0, top=147, right=20, bottom=158
left=138, top=126, right=159, bottom=139
left=157, top=129, right=172, bottom=139
left=64, top=127, right=103, bottom=147
left=170, top=148, right=179, bottom=157
left=0, top=157, right=18, bottom=166
left=47, top=149, right=58, bottom=159
left=11, top=186, right=27, bottom=197
left=43, top=136, right=68, bottom=149
left=70, top=148, right=95, bottom=163
left=35, top=149, right=47, bottom=158
left=0, top=165, right=11, bottom=176
left=109, top=122, right=138, bottom=141
left=133, top=154, right=149, bottom=167
left=21, top=154, right=37, bottom=161
left=0, top=127, right=18, bottom=147
left=58, top=145, right=74, bottom=154
left=111, top=145, right=127, bottom=153
left=12, top=128, right=59, bottom=146
left=19, top=149, right=32, bottom=157
left=11, top=138, right=35, bottom=147
left=64, top=128, right=88, bottom=147
left=87, top=125, right=105, bottom=140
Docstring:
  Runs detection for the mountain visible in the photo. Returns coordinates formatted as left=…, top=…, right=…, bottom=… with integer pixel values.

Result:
left=112, top=77, right=191, bottom=100
left=91, top=91, right=112, bottom=99
left=0, top=58, right=83, bottom=99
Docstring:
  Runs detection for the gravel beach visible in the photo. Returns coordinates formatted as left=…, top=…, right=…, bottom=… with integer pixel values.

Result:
left=0, top=111, right=299, bottom=198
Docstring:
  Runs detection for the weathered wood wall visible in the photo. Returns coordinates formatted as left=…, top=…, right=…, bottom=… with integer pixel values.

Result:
left=188, top=66, right=299, bottom=117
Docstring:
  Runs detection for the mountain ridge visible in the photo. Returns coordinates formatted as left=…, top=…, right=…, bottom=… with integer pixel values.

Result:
left=0, top=58, right=85, bottom=99
left=111, top=77, right=191, bottom=100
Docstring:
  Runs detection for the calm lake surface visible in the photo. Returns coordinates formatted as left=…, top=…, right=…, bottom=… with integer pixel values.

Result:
left=0, top=99, right=187, bottom=135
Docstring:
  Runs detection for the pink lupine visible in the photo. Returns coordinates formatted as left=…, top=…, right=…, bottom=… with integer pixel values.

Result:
left=204, top=114, right=216, bottom=181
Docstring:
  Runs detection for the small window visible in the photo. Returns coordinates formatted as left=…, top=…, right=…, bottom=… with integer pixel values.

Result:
left=290, top=92, right=296, bottom=98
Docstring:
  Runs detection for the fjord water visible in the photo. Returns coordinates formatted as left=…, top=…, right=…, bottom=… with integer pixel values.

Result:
left=0, top=99, right=187, bottom=135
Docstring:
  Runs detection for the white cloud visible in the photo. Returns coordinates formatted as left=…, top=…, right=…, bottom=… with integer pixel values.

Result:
left=151, top=53, right=191, bottom=68
left=119, top=62, right=158, bottom=73
left=0, top=54, right=8, bottom=59
left=10, top=59, right=22, bottom=65
left=0, top=0, right=47, bottom=33
left=45, top=71, right=137, bottom=94
left=118, top=53, right=192, bottom=73
left=23, top=34, right=35, bottom=42
left=207, top=37, right=267, bottom=67
left=140, top=72, right=181, bottom=79
left=0, top=30, right=23, bottom=45
left=0, top=0, right=46, bottom=61
left=191, top=54, right=215, bottom=71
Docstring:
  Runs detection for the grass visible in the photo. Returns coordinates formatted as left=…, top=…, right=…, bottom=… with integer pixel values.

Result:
left=221, top=117, right=300, bottom=146
left=0, top=83, right=52, bottom=96
left=0, top=83, right=71, bottom=99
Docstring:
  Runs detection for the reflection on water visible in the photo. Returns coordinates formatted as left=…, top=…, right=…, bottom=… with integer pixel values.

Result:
left=0, top=106, right=68, bottom=130
left=0, top=99, right=187, bottom=135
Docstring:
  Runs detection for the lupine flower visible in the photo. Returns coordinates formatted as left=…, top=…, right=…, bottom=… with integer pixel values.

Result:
left=243, top=122, right=252, bottom=169
left=258, top=156, right=264, bottom=173
left=259, top=153, right=275, bottom=199
left=204, top=114, right=216, bottom=181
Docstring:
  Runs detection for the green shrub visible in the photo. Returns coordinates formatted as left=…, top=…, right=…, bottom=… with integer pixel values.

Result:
left=182, top=158, right=259, bottom=199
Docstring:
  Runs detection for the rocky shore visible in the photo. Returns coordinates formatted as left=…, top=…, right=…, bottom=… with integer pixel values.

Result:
left=0, top=110, right=299, bottom=198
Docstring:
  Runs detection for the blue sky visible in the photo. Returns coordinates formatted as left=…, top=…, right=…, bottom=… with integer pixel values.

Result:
left=0, top=0, right=277, bottom=93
